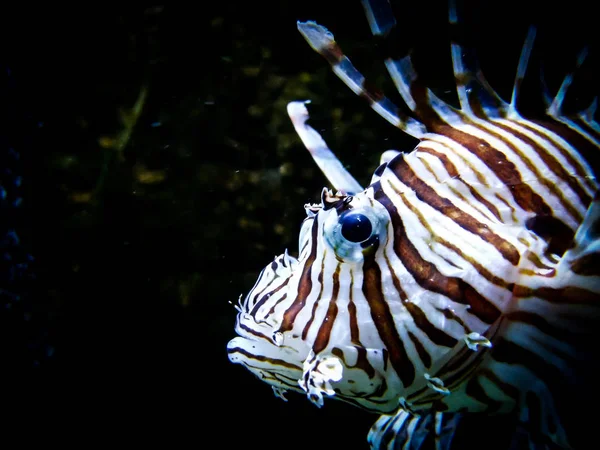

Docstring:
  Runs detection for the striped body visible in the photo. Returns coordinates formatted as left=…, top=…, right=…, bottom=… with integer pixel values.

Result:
left=227, top=1, right=599, bottom=448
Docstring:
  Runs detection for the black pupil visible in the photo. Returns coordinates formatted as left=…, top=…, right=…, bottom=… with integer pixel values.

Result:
left=340, top=213, right=372, bottom=243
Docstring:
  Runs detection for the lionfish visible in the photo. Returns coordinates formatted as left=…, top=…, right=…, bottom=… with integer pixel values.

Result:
left=227, top=0, right=599, bottom=448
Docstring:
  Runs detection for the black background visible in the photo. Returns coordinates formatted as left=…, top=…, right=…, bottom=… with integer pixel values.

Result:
left=2, top=0, right=597, bottom=448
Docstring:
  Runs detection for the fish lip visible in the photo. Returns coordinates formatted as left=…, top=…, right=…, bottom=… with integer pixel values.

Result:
left=228, top=252, right=302, bottom=369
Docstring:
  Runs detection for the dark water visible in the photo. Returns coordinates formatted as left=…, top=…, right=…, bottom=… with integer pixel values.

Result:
left=2, top=0, right=596, bottom=448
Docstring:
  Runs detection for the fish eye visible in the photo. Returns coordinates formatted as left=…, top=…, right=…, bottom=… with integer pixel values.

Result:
left=340, top=212, right=373, bottom=243
left=322, top=203, right=388, bottom=261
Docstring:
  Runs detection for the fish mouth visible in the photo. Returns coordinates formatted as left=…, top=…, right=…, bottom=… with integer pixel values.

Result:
left=227, top=250, right=302, bottom=358
left=226, top=305, right=307, bottom=397
left=226, top=333, right=306, bottom=396
left=225, top=252, right=404, bottom=411
left=226, top=251, right=310, bottom=394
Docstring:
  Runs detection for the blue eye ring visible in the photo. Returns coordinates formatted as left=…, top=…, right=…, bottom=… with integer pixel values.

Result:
left=340, top=212, right=373, bottom=243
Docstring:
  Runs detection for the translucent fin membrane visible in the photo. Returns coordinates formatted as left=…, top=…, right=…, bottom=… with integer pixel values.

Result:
left=449, top=0, right=472, bottom=116
left=540, top=47, right=600, bottom=147
left=563, top=190, right=600, bottom=271
left=448, top=0, right=517, bottom=118
left=361, top=0, right=395, bottom=36
left=368, top=411, right=462, bottom=450
left=302, top=0, right=598, bottom=142
left=581, top=97, right=598, bottom=125
left=361, top=0, right=462, bottom=124
left=297, top=21, right=426, bottom=138
left=509, top=27, right=537, bottom=114
left=548, top=47, right=589, bottom=117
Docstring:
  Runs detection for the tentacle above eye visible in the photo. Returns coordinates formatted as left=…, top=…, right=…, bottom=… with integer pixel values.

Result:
left=287, top=101, right=364, bottom=195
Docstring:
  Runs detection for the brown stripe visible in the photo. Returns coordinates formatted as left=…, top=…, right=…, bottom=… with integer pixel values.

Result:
left=302, top=252, right=326, bottom=340
left=505, top=310, right=582, bottom=348
left=492, top=335, right=578, bottom=386
left=345, top=269, right=378, bottom=379
left=387, top=154, right=521, bottom=266
left=332, top=345, right=376, bottom=379
left=374, top=182, right=501, bottom=324
left=526, top=251, right=555, bottom=271
left=313, top=264, right=341, bottom=354
left=247, top=269, right=273, bottom=309
left=227, top=346, right=301, bottom=371
left=570, top=252, right=600, bottom=276
left=466, top=119, right=584, bottom=223
left=439, top=237, right=515, bottom=291
left=347, top=269, right=360, bottom=344
left=492, top=119, right=591, bottom=209
left=300, top=228, right=310, bottom=255
left=477, top=368, right=520, bottom=402
left=318, top=41, right=344, bottom=65
left=525, top=118, right=600, bottom=188
left=407, top=330, right=432, bottom=369
left=359, top=78, right=385, bottom=104
left=418, top=146, right=503, bottom=222
left=465, top=184, right=504, bottom=222
left=396, top=176, right=516, bottom=291
left=237, top=322, right=273, bottom=342
left=280, top=219, right=319, bottom=332
left=362, top=247, right=415, bottom=387
left=433, top=344, right=485, bottom=392
left=415, top=148, right=494, bottom=222
left=436, top=307, right=473, bottom=334
left=464, top=376, right=503, bottom=412
left=264, top=293, right=287, bottom=319
left=404, top=302, right=458, bottom=347
left=429, top=123, right=552, bottom=217
left=383, top=252, right=408, bottom=302
left=249, top=276, right=290, bottom=318
left=410, top=321, right=502, bottom=404
left=513, top=285, right=600, bottom=306
left=490, top=337, right=565, bottom=410
left=494, top=193, right=517, bottom=223
left=408, top=74, right=445, bottom=127
left=571, top=115, right=600, bottom=144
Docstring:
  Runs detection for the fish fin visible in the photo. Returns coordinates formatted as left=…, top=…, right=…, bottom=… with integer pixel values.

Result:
left=560, top=189, right=600, bottom=279
left=368, top=410, right=552, bottom=450
left=296, top=20, right=426, bottom=138
left=477, top=190, right=600, bottom=449
left=368, top=411, right=457, bottom=450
